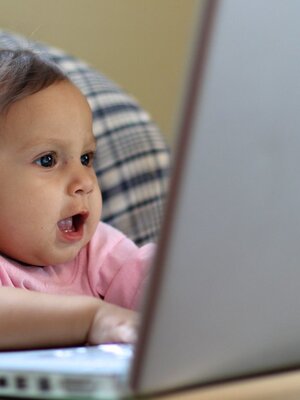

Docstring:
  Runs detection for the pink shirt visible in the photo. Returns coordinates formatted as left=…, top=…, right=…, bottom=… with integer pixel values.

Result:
left=0, top=222, right=155, bottom=310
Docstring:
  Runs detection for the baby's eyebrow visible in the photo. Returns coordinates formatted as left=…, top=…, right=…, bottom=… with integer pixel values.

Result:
left=84, top=139, right=97, bottom=153
left=19, top=135, right=97, bottom=152
left=18, top=138, right=63, bottom=152
left=87, top=136, right=97, bottom=148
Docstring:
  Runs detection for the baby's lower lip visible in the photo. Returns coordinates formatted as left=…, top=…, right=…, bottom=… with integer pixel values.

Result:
left=58, top=227, right=84, bottom=242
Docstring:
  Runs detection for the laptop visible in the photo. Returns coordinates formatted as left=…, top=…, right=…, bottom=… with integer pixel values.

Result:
left=2, top=0, right=300, bottom=398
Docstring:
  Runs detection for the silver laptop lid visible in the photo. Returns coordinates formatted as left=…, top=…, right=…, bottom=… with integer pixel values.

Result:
left=132, top=0, right=300, bottom=395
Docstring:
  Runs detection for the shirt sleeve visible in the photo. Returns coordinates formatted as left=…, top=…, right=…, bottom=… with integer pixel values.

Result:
left=86, top=222, right=156, bottom=310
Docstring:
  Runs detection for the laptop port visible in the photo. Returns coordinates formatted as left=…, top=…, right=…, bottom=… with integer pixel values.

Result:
left=15, top=376, right=27, bottom=389
left=0, top=377, right=7, bottom=387
left=60, top=378, right=97, bottom=393
left=38, top=377, right=51, bottom=392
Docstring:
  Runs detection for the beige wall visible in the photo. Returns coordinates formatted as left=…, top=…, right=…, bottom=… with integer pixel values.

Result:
left=0, top=0, right=200, bottom=142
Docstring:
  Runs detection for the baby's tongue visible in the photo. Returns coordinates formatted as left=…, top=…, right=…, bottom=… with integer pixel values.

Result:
left=58, top=217, right=74, bottom=232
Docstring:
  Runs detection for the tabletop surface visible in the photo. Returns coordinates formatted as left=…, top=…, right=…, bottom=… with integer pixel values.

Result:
left=152, top=370, right=300, bottom=400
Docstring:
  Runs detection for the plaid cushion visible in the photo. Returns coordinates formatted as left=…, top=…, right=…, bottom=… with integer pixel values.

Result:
left=0, top=30, right=170, bottom=245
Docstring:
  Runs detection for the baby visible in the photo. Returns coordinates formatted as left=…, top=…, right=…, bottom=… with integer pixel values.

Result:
left=0, top=49, right=155, bottom=350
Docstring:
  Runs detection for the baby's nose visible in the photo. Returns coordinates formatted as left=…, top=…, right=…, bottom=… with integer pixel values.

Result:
left=67, top=165, right=95, bottom=196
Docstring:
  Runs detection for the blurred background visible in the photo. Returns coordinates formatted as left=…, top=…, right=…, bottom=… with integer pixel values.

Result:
left=0, top=0, right=201, bottom=143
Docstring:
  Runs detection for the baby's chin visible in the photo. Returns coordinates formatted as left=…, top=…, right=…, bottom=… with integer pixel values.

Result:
left=33, top=235, right=93, bottom=266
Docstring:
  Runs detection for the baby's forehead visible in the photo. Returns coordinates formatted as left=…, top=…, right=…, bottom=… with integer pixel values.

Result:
left=0, top=81, right=94, bottom=149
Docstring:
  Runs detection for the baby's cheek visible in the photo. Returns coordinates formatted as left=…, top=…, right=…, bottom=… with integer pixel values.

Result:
left=86, top=215, right=100, bottom=242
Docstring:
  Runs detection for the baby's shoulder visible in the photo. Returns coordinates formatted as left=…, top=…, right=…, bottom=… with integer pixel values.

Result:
left=93, top=221, right=127, bottom=242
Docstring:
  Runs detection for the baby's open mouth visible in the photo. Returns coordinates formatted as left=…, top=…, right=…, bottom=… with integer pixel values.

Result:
left=57, top=213, right=89, bottom=233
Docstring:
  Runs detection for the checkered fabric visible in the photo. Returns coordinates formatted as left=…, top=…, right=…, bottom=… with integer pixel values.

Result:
left=0, top=30, right=170, bottom=245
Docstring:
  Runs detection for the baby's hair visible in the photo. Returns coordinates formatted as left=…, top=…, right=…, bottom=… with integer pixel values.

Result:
left=0, top=49, right=68, bottom=113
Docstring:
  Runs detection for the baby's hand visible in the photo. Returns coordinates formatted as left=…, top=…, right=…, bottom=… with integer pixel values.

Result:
left=87, top=301, right=139, bottom=345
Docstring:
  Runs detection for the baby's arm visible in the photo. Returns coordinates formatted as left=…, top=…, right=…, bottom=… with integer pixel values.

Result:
left=0, top=287, right=138, bottom=350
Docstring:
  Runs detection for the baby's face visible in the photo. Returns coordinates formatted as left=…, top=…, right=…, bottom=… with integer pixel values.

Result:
left=0, top=81, right=102, bottom=266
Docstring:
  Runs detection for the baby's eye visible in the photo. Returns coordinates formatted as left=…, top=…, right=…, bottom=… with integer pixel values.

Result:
left=81, top=152, right=94, bottom=167
left=34, top=153, right=57, bottom=168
